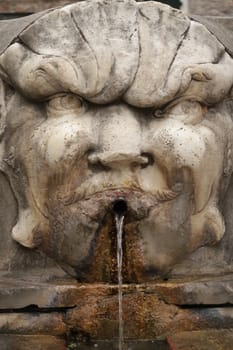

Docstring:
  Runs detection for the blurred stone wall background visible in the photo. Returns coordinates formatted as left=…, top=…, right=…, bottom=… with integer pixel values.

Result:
left=0, top=0, right=232, bottom=18
left=188, top=0, right=233, bottom=16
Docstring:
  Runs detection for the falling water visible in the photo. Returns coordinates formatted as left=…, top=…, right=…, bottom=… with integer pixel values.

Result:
left=115, top=214, right=124, bottom=350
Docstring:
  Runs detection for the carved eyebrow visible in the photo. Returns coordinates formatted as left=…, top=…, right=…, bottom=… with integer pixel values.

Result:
left=0, top=42, right=86, bottom=100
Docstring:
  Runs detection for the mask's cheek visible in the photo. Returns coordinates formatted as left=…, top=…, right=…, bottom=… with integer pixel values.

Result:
left=137, top=187, right=193, bottom=274
left=32, top=115, right=95, bottom=167
left=1, top=128, right=45, bottom=248
left=7, top=116, right=92, bottom=248
left=11, top=208, right=48, bottom=248
left=18, top=115, right=95, bottom=215
left=148, top=121, right=225, bottom=214
left=139, top=121, right=228, bottom=272
left=136, top=193, right=225, bottom=276
left=190, top=206, right=225, bottom=249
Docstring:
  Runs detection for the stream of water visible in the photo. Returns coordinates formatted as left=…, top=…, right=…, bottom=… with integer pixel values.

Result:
left=115, top=214, right=124, bottom=350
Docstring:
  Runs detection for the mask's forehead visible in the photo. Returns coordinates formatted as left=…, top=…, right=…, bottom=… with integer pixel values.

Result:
left=18, top=0, right=140, bottom=102
left=125, top=2, right=230, bottom=107
left=0, top=0, right=232, bottom=107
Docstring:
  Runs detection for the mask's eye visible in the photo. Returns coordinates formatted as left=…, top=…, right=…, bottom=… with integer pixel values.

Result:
left=46, top=93, right=86, bottom=117
left=153, top=100, right=208, bottom=125
left=153, top=109, right=165, bottom=118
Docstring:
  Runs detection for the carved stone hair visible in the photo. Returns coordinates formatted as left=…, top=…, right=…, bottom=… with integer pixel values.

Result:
left=0, top=1, right=232, bottom=108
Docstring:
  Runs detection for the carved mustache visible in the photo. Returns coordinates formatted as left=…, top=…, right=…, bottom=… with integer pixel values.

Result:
left=60, top=181, right=179, bottom=205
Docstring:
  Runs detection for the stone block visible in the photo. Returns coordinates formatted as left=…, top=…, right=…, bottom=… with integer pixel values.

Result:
left=0, top=335, right=66, bottom=350
left=0, top=313, right=65, bottom=335
left=167, top=330, right=233, bottom=350
left=0, top=1, right=76, bottom=14
left=189, top=0, right=233, bottom=16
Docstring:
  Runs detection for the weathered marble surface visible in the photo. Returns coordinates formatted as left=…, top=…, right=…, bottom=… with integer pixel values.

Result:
left=167, top=330, right=233, bottom=350
left=1, top=276, right=233, bottom=309
left=0, top=0, right=233, bottom=346
left=1, top=277, right=233, bottom=341
left=0, top=0, right=233, bottom=282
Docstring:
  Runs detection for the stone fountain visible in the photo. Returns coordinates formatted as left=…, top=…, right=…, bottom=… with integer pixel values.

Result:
left=0, top=1, right=233, bottom=349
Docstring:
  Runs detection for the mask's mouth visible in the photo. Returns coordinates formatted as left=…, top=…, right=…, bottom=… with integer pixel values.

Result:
left=44, top=186, right=181, bottom=225
left=112, top=198, right=128, bottom=216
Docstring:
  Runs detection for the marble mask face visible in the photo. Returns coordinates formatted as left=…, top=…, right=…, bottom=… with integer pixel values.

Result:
left=0, top=0, right=233, bottom=281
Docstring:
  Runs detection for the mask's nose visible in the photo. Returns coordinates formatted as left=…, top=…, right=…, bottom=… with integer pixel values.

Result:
left=87, top=104, right=154, bottom=170
left=88, top=151, right=152, bottom=169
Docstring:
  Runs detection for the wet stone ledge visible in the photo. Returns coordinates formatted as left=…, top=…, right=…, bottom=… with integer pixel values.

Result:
left=167, top=330, right=233, bottom=350
left=1, top=275, right=233, bottom=309
left=0, top=335, right=66, bottom=350
left=0, top=332, right=233, bottom=350
left=0, top=276, right=233, bottom=345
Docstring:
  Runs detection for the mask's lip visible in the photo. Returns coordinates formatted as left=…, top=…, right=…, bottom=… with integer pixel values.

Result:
left=61, top=186, right=179, bottom=206
left=28, top=184, right=181, bottom=226
left=61, top=186, right=141, bottom=205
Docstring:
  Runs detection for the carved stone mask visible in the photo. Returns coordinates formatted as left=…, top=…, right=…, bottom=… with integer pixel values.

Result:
left=0, top=0, right=233, bottom=282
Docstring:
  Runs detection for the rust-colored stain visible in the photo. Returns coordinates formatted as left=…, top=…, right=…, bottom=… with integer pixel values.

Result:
left=65, top=286, right=210, bottom=339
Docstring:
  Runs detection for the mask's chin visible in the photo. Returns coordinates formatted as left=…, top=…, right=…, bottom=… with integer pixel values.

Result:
left=11, top=208, right=43, bottom=248
left=190, top=204, right=225, bottom=249
left=11, top=186, right=225, bottom=282
left=140, top=205, right=225, bottom=280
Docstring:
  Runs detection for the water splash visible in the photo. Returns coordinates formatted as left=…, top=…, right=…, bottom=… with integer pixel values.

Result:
left=115, top=214, right=124, bottom=350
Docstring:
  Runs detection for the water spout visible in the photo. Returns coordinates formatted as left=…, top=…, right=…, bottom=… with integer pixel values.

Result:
left=115, top=214, right=125, bottom=350
left=113, top=198, right=128, bottom=216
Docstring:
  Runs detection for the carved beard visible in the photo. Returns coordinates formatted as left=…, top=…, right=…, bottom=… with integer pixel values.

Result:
left=3, top=148, right=221, bottom=283
left=31, top=162, right=217, bottom=283
left=8, top=151, right=225, bottom=282
left=35, top=188, right=184, bottom=282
